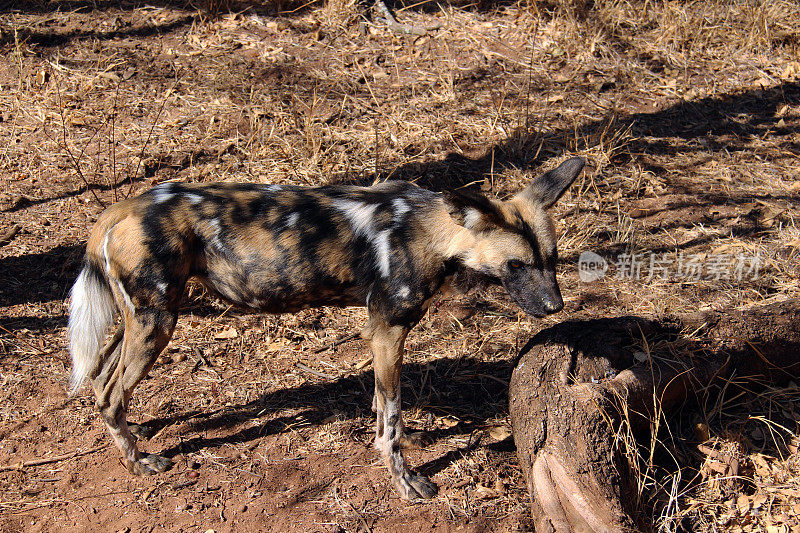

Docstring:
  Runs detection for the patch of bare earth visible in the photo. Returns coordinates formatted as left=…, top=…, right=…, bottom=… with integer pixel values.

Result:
left=0, top=0, right=799, bottom=531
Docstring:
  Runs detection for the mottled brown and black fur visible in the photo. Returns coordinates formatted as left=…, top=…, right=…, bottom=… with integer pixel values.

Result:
left=68, top=157, right=585, bottom=500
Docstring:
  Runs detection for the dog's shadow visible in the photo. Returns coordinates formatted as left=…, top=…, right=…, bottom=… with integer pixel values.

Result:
left=141, top=355, right=515, bottom=477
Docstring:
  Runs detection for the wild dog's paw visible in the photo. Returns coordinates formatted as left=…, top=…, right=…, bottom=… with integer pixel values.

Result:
left=128, top=422, right=157, bottom=441
left=130, top=454, right=173, bottom=475
left=394, top=471, right=439, bottom=500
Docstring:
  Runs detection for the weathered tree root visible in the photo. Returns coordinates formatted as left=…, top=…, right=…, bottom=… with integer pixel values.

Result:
left=509, top=300, right=800, bottom=532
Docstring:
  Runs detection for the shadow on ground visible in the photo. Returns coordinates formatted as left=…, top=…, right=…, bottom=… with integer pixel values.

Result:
left=0, top=243, right=84, bottom=310
left=380, top=82, right=800, bottom=192
left=133, top=355, right=513, bottom=476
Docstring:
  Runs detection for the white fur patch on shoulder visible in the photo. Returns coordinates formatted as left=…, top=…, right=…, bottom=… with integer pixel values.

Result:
left=286, top=212, right=300, bottom=227
left=332, top=199, right=379, bottom=237
left=332, top=198, right=397, bottom=277
left=463, top=207, right=483, bottom=229
left=374, top=229, right=392, bottom=278
left=397, top=285, right=411, bottom=299
left=184, top=193, right=204, bottom=204
left=152, top=183, right=175, bottom=204
left=207, top=218, right=224, bottom=249
left=391, top=198, right=411, bottom=222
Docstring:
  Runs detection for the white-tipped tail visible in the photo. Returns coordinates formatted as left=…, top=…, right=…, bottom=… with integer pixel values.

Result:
left=68, top=264, right=116, bottom=396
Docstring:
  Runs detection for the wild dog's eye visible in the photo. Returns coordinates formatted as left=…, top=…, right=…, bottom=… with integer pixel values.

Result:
left=508, top=260, right=524, bottom=270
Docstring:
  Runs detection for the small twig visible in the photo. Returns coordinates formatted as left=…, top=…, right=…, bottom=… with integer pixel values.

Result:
left=55, top=81, right=106, bottom=208
left=346, top=498, right=373, bottom=533
left=192, top=347, right=223, bottom=381
left=475, top=373, right=509, bottom=387
left=110, top=80, right=121, bottom=202
left=0, top=445, right=106, bottom=472
left=295, top=362, right=337, bottom=380
left=0, top=224, right=20, bottom=246
left=373, top=0, right=440, bottom=37
left=0, top=323, right=48, bottom=355
left=193, top=346, right=214, bottom=367
left=128, top=81, right=177, bottom=197
left=312, top=332, right=360, bottom=354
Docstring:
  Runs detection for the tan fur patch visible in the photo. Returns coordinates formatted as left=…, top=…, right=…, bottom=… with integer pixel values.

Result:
left=506, top=196, right=557, bottom=255
left=230, top=223, right=279, bottom=263
left=317, top=240, right=355, bottom=282
left=421, top=199, right=537, bottom=275
left=103, top=216, right=150, bottom=279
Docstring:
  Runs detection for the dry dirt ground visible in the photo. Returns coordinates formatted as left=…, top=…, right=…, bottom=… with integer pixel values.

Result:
left=1, top=0, right=799, bottom=531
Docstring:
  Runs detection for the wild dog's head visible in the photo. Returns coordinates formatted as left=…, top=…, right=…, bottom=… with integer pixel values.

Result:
left=447, top=157, right=585, bottom=318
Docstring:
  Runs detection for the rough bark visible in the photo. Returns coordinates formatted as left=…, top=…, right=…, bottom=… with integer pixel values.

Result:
left=509, top=299, right=800, bottom=532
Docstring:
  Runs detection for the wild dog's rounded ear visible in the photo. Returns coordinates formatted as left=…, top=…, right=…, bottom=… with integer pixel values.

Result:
left=516, top=157, right=586, bottom=208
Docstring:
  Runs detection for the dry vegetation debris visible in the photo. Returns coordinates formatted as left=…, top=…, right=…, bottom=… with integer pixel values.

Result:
left=0, top=0, right=799, bottom=531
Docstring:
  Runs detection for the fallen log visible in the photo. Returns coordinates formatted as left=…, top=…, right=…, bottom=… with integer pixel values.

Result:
left=509, top=299, right=800, bottom=532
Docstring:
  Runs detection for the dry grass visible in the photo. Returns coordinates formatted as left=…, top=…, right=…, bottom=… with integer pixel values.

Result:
left=1, top=0, right=799, bottom=530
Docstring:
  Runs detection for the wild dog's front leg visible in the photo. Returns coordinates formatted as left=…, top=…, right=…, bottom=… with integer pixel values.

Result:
left=364, top=321, right=438, bottom=500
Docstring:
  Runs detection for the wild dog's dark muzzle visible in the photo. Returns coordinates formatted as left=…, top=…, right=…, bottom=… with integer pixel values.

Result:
left=541, top=289, right=564, bottom=314
left=502, top=267, right=564, bottom=318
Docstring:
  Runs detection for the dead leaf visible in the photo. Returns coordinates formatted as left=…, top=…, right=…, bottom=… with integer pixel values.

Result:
left=266, top=339, right=288, bottom=352
left=473, top=483, right=501, bottom=500
left=355, top=357, right=372, bottom=370
left=787, top=435, right=799, bottom=454
left=737, top=493, right=751, bottom=514
left=97, top=71, right=121, bottom=83
left=34, top=68, right=48, bottom=86
left=489, top=425, right=511, bottom=441
left=781, top=61, right=800, bottom=81
left=214, top=327, right=238, bottom=340
left=695, top=423, right=711, bottom=442
left=440, top=416, right=460, bottom=428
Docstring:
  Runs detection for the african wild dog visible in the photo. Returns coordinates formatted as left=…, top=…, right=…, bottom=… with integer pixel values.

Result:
left=68, top=156, right=585, bottom=500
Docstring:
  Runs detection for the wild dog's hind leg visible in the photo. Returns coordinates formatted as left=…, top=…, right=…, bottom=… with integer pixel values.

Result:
left=363, top=320, right=438, bottom=500
left=93, top=307, right=177, bottom=475
left=88, top=324, right=155, bottom=441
